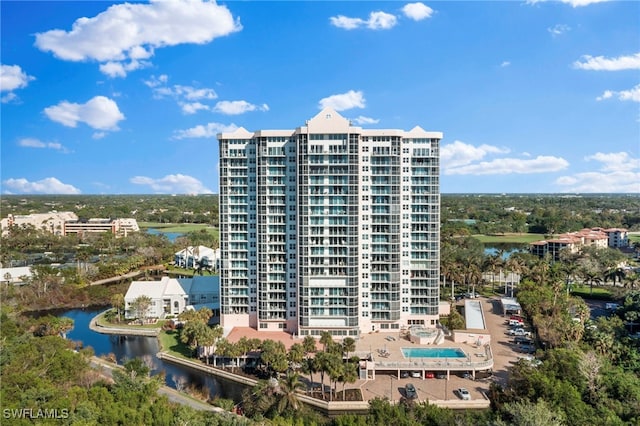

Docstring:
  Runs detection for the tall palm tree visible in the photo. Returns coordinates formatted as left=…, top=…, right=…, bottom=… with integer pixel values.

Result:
left=276, top=372, right=305, bottom=414
left=342, top=337, right=356, bottom=359
left=341, top=362, right=359, bottom=401
left=319, top=331, right=333, bottom=352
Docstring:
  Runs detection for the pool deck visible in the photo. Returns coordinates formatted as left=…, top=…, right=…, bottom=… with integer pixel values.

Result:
left=353, top=330, right=492, bottom=379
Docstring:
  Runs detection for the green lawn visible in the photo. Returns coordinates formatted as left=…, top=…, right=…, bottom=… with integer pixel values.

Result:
left=138, top=222, right=218, bottom=235
left=472, top=233, right=546, bottom=244
left=158, top=330, right=193, bottom=358
left=570, top=284, right=613, bottom=300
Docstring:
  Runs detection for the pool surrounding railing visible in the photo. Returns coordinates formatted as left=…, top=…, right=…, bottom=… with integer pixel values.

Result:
left=401, top=347, right=467, bottom=358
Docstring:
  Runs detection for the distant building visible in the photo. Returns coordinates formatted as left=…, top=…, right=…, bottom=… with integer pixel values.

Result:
left=1, top=212, right=139, bottom=238
left=1, top=212, right=77, bottom=236
left=0, top=266, right=32, bottom=285
left=124, top=275, right=219, bottom=320
left=174, top=246, right=220, bottom=270
left=530, top=227, right=624, bottom=260
left=599, top=227, right=629, bottom=248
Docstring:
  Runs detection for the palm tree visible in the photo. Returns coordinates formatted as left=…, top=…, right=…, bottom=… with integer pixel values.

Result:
left=287, top=343, right=304, bottom=371
left=276, top=371, right=305, bottom=414
left=342, top=337, right=356, bottom=359
left=301, top=356, right=318, bottom=396
left=319, top=331, right=333, bottom=352
left=484, top=253, right=503, bottom=293
left=341, top=362, right=359, bottom=401
left=111, top=293, right=125, bottom=323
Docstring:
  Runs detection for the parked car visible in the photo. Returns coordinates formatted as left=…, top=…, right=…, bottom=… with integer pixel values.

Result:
left=508, top=319, right=524, bottom=327
left=519, top=344, right=536, bottom=354
left=424, top=371, right=435, bottom=379
left=507, top=328, right=531, bottom=337
left=457, top=388, right=471, bottom=400
left=400, top=371, right=409, bottom=378
left=405, top=383, right=418, bottom=399
left=464, top=292, right=478, bottom=299
left=410, top=371, right=421, bottom=378
left=458, top=371, right=471, bottom=379
left=435, top=372, right=447, bottom=379
left=514, top=336, right=534, bottom=345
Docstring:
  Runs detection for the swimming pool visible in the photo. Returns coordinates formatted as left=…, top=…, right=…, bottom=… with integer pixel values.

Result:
left=401, top=347, right=467, bottom=358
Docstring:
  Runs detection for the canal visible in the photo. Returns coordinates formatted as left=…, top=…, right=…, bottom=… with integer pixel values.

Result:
left=60, top=308, right=227, bottom=398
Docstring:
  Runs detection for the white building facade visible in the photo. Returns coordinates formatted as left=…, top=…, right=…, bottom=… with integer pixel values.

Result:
left=218, top=108, right=441, bottom=339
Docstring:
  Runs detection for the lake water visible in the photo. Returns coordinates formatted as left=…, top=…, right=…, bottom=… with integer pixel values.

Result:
left=146, top=228, right=183, bottom=243
left=60, top=308, right=225, bottom=398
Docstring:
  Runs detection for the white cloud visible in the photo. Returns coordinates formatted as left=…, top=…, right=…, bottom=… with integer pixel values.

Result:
left=213, top=100, right=269, bottom=115
left=145, top=76, right=219, bottom=113
left=548, top=24, right=570, bottom=37
left=555, top=171, right=640, bottom=193
left=2, top=177, right=81, bottom=194
left=180, top=102, right=210, bottom=115
left=445, top=156, right=569, bottom=175
left=35, top=0, right=242, bottom=77
left=319, top=90, right=365, bottom=111
left=402, top=3, right=434, bottom=21
left=130, top=174, right=212, bottom=194
left=92, top=132, right=106, bottom=140
left=18, top=137, right=67, bottom=152
left=0, top=64, right=35, bottom=92
left=330, top=11, right=397, bottom=30
left=585, top=152, right=640, bottom=172
left=352, top=116, right=380, bottom=125
left=440, top=140, right=509, bottom=169
left=329, top=16, right=365, bottom=30
left=143, top=74, right=169, bottom=88
left=573, top=53, right=640, bottom=71
left=152, top=84, right=218, bottom=100
left=596, top=84, right=640, bottom=102
left=44, top=95, right=125, bottom=130
left=441, top=140, right=568, bottom=175
left=500, top=61, right=511, bottom=67
left=527, top=0, right=609, bottom=7
left=1, top=93, right=17, bottom=103
left=100, top=59, right=150, bottom=78
left=172, top=122, right=238, bottom=139
left=367, top=11, right=397, bottom=29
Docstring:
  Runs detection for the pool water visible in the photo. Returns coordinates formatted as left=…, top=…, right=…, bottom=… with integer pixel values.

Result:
left=402, top=347, right=466, bottom=358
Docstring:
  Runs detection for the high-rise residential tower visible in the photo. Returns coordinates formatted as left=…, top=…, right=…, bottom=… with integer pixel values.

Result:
left=218, top=108, right=441, bottom=339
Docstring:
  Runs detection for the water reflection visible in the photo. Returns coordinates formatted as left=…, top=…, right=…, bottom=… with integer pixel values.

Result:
left=60, top=308, right=222, bottom=397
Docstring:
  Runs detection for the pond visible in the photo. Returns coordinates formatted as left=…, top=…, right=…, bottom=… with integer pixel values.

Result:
left=146, top=228, right=183, bottom=243
left=59, top=308, right=229, bottom=398
left=484, top=243, right=527, bottom=259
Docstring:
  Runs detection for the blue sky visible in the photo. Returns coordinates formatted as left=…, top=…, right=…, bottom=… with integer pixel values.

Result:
left=1, top=0, right=638, bottom=195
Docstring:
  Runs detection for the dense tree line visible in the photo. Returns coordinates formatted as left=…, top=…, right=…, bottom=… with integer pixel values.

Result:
left=3, top=194, right=638, bottom=235
left=0, top=308, right=253, bottom=426
left=442, top=193, right=640, bottom=235
left=1, top=194, right=219, bottom=225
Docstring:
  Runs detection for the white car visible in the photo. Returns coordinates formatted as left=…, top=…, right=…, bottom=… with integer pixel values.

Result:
left=457, top=388, right=471, bottom=400
left=507, top=328, right=531, bottom=337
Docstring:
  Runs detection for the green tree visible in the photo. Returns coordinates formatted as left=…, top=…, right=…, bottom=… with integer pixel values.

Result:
left=276, top=371, right=305, bottom=415
left=111, top=293, right=125, bottom=323
left=129, top=295, right=152, bottom=324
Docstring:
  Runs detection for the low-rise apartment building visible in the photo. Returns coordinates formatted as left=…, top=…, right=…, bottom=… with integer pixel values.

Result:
left=530, top=227, right=628, bottom=260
